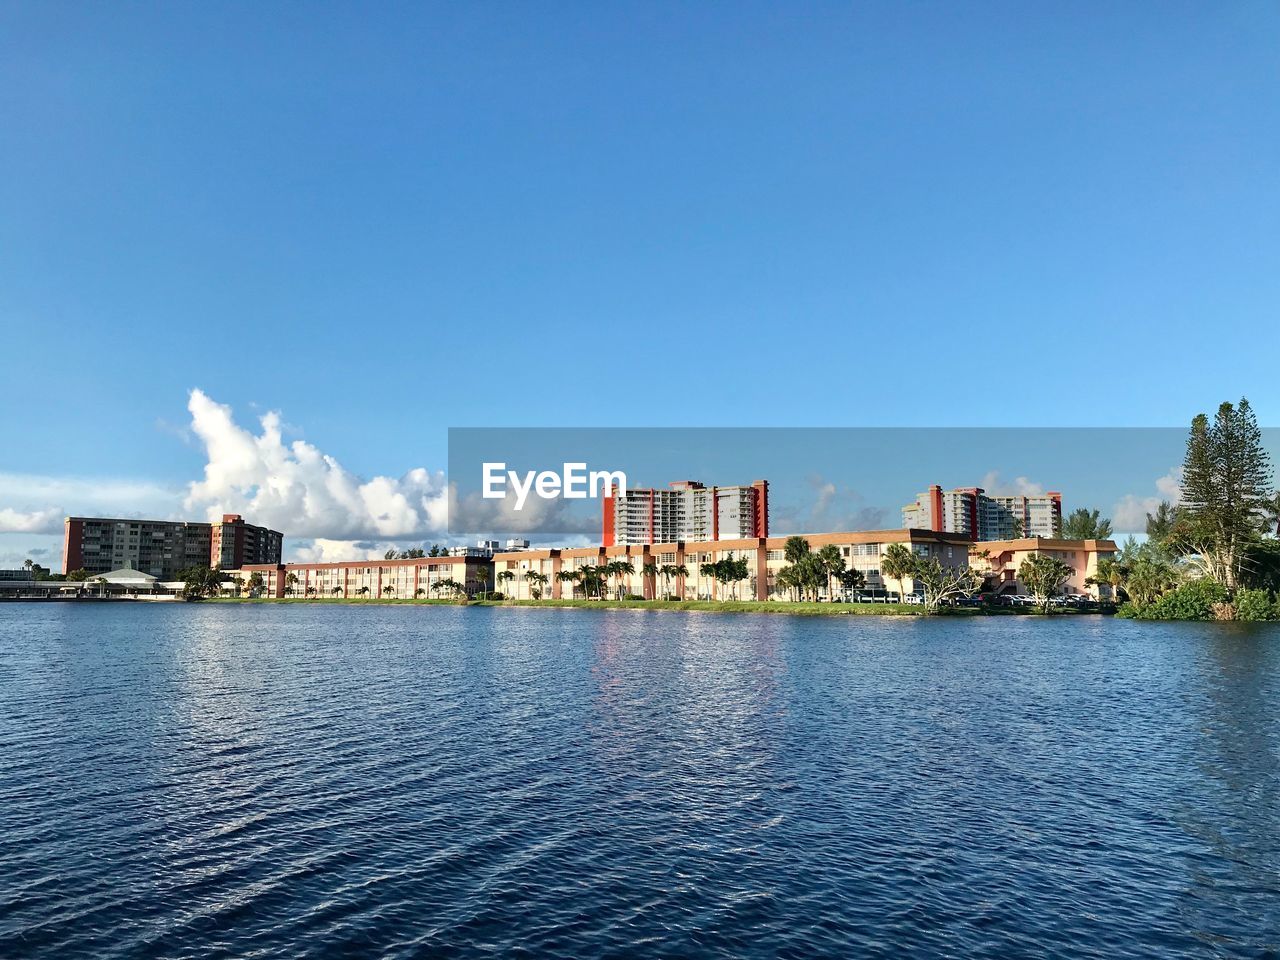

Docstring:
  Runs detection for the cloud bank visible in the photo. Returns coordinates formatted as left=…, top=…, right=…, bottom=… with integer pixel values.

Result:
left=1112, top=468, right=1182, bottom=534
left=183, top=389, right=450, bottom=540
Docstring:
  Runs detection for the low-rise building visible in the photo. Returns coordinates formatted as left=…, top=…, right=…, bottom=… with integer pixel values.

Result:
left=969, top=538, right=1118, bottom=598
left=233, top=553, right=490, bottom=599
left=492, top=528, right=974, bottom=602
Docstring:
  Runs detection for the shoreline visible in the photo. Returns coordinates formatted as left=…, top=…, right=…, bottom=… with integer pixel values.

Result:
left=189, top=596, right=1114, bottom=617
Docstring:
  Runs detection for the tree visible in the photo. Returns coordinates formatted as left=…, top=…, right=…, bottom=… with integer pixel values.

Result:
left=497, top=570, right=516, bottom=595
left=727, top=555, right=750, bottom=599
left=1124, top=555, right=1180, bottom=606
left=285, top=572, right=299, bottom=596
left=23, top=558, right=33, bottom=572
left=382, top=584, right=395, bottom=596
left=815, top=544, right=845, bottom=601
left=471, top=564, right=491, bottom=598
left=1060, top=508, right=1112, bottom=541
left=641, top=562, right=658, bottom=598
left=1017, top=552, right=1074, bottom=613
left=331, top=585, right=343, bottom=597
left=784, top=536, right=811, bottom=565
left=881, top=543, right=916, bottom=603
left=554, top=568, right=580, bottom=598
left=775, top=565, right=800, bottom=601
left=1090, top=556, right=1126, bottom=603
left=915, top=557, right=981, bottom=613
left=179, top=565, right=223, bottom=599
left=672, top=563, right=689, bottom=599
left=1179, top=398, right=1274, bottom=589
left=1145, top=501, right=1180, bottom=545
left=356, top=585, right=370, bottom=597
left=607, top=560, right=634, bottom=599
left=837, top=567, right=866, bottom=597
left=1266, top=491, right=1280, bottom=539
left=65, top=569, right=89, bottom=582
left=524, top=570, right=548, bottom=599
left=246, top=571, right=266, bottom=596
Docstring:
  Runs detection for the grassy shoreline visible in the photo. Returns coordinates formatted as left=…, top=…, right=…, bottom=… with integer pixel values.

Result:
left=200, top=596, right=1110, bottom=617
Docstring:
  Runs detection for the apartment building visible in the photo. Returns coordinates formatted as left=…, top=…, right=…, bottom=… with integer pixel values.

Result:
left=603, top=479, right=769, bottom=546
left=234, top=554, right=490, bottom=599
left=902, top=485, right=1062, bottom=541
left=63, top=514, right=283, bottom=579
left=969, top=538, right=1118, bottom=599
left=492, top=528, right=973, bottom=602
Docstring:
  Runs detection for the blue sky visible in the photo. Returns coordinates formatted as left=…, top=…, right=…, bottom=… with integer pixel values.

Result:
left=1, top=2, right=1278, bottom=563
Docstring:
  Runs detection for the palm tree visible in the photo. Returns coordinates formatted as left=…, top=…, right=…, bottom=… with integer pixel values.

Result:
left=672, top=563, right=689, bottom=600
left=784, top=536, right=810, bottom=565
left=641, top=562, right=658, bottom=599
left=555, top=568, right=580, bottom=599
left=611, top=560, right=635, bottom=599
left=658, top=564, right=676, bottom=599
left=815, top=544, right=844, bottom=601
left=382, top=584, right=395, bottom=597
left=331, top=585, right=343, bottom=597
left=497, top=570, right=516, bottom=596
left=775, top=565, right=799, bottom=601
left=356, top=585, right=370, bottom=598
left=524, top=570, right=549, bottom=600
left=285, top=572, right=299, bottom=596
left=23, top=558, right=33, bottom=573
left=1266, top=491, right=1280, bottom=538
left=880, top=543, right=917, bottom=603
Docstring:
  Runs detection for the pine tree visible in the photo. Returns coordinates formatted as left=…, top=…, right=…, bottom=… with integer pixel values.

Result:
left=1179, top=398, right=1273, bottom=588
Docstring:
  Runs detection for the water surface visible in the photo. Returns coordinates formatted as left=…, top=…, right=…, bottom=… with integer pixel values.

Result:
left=1, top=604, right=1278, bottom=958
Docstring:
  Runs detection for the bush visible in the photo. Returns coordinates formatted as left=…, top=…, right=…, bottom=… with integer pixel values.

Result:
left=624, top=593, right=646, bottom=601
left=1121, top=578, right=1230, bottom=621
left=1234, top=588, right=1280, bottom=622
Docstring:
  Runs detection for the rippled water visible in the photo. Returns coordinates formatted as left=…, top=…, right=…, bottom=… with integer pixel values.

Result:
left=1, top=604, right=1278, bottom=958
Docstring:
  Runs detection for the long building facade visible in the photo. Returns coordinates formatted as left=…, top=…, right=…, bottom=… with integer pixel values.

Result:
left=603, top=479, right=769, bottom=546
left=237, top=529, right=969, bottom=602
left=902, top=485, right=1063, bottom=541
left=63, top=514, right=283, bottom=579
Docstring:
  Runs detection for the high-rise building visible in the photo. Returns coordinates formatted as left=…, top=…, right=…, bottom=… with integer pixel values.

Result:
left=602, top=479, right=769, bottom=546
left=902, top=485, right=1062, bottom=541
left=63, top=514, right=283, bottom=579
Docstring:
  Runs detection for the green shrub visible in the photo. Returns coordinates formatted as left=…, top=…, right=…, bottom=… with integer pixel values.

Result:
left=1233, top=588, right=1280, bottom=622
left=1123, top=578, right=1230, bottom=621
left=624, top=593, right=646, bottom=601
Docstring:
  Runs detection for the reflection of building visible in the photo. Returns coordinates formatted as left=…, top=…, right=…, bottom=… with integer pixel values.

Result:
left=969, top=538, right=1118, bottom=598
left=603, top=479, right=769, bottom=546
left=902, top=486, right=1062, bottom=540
left=63, top=514, right=283, bottom=578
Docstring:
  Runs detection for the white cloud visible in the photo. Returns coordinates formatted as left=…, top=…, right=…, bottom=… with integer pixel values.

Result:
left=770, top=474, right=887, bottom=534
left=1112, top=467, right=1183, bottom=534
left=0, top=472, right=181, bottom=520
left=182, top=389, right=450, bottom=540
left=0, top=507, right=63, bottom=534
left=979, top=471, right=1045, bottom=496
